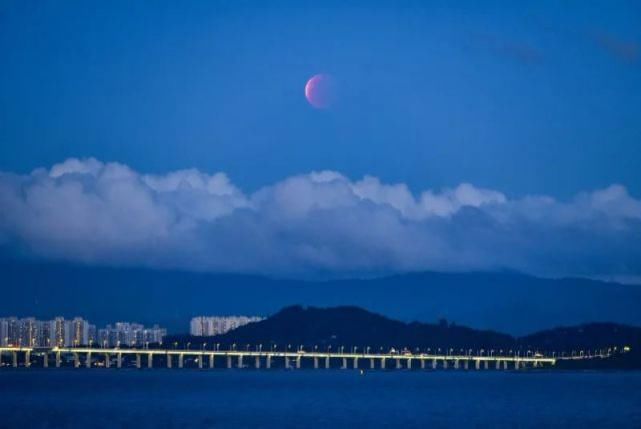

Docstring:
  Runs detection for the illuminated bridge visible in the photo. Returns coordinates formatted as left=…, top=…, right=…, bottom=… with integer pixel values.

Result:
left=0, top=346, right=620, bottom=370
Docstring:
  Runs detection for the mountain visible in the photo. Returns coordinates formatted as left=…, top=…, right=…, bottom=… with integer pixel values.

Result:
left=200, top=305, right=515, bottom=350
left=2, top=259, right=641, bottom=334
left=167, top=305, right=641, bottom=368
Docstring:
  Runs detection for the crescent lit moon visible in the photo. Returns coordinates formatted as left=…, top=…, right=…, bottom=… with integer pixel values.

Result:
left=305, top=74, right=336, bottom=109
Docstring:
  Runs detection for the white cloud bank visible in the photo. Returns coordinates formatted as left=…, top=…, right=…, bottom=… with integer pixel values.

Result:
left=1, top=158, right=640, bottom=280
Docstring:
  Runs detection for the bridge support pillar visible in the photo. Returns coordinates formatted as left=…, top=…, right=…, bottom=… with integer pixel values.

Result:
left=381, top=358, right=386, bottom=369
left=353, top=358, right=358, bottom=369
left=443, top=360, right=448, bottom=369
left=256, top=356, right=261, bottom=369
left=295, top=356, right=301, bottom=369
left=238, top=355, right=244, bottom=369
left=178, top=354, right=184, bottom=368
left=313, top=357, right=319, bottom=369
left=514, top=360, right=519, bottom=370
left=73, top=353, right=80, bottom=368
left=105, top=354, right=110, bottom=368
left=198, top=355, right=203, bottom=369
left=503, top=360, right=508, bottom=370
left=24, top=351, right=31, bottom=368
left=12, top=351, right=17, bottom=368
left=135, top=354, right=141, bottom=369
left=407, top=359, right=412, bottom=370
left=370, top=358, right=375, bottom=369
left=464, top=360, right=469, bottom=370
left=209, top=354, right=215, bottom=369
left=341, top=358, right=347, bottom=369
left=86, top=352, right=92, bottom=368
left=396, top=359, right=401, bottom=369
left=475, top=360, right=480, bottom=370
left=454, top=360, right=459, bottom=369
left=148, top=353, right=153, bottom=369
left=56, top=351, right=61, bottom=368
left=167, top=354, right=172, bottom=368
left=43, top=352, right=48, bottom=368
left=117, top=353, right=122, bottom=369
left=432, top=359, right=437, bottom=369
left=496, top=360, right=500, bottom=370
left=325, top=356, right=330, bottom=369
left=266, top=355, right=272, bottom=369
left=484, top=360, right=488, bottom=370
left=285, top=356, right=290, bottom=369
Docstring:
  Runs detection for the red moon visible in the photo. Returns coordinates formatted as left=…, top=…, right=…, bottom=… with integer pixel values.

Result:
left=305, top=74, right=336, bottom=109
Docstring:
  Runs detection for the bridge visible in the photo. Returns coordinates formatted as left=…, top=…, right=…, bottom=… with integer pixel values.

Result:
left=0, top=346, right=619, bottom=370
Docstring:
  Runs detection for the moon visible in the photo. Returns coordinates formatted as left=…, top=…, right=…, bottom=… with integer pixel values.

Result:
left=305, top=74, right=336, bottom=109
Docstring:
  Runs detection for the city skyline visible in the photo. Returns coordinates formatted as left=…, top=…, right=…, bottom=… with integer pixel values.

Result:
left=0, top=316, right=166, bottom=348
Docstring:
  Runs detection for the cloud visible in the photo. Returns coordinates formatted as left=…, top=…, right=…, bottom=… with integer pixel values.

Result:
left=590, top=30, right=640, bottom=64
left=1, top=158, right=640, bottom=280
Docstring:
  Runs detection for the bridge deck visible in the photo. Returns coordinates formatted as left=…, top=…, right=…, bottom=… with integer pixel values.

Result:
left=1, top=346, right=613, bottom=364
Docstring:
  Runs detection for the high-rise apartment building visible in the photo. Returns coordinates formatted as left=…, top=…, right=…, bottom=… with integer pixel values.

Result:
left=97, top=323, right=166, bottom=347
left=0, top=318, right=8, bottom=346
left=190, top=316, right=264, bottom=336
left=0, top=317, right=97, bottom=347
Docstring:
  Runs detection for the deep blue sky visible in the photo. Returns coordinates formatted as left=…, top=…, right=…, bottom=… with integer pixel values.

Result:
left=1, top=1, right=640, bottom=197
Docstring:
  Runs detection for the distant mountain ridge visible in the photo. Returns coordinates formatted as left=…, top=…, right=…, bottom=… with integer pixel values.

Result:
left=2, top=260, right=641, bottom=334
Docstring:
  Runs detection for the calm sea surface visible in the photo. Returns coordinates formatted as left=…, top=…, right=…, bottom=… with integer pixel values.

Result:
left=0, top=370, right=640, bottom=428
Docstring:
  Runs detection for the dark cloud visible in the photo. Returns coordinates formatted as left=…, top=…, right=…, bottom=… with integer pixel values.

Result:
left=590, top=30, right=640, bottom=64
left=1, top=158, right=640, bottom=280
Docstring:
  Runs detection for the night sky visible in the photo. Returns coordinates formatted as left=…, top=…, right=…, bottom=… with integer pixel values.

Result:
left=1, top=1, right=640, bottom=282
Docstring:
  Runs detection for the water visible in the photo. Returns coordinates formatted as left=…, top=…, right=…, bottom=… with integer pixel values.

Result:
left=1, top=370, right=640, bottom=428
